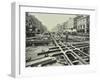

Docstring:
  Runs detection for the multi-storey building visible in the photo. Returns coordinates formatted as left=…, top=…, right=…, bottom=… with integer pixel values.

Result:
left=62, top=18, right=75, bottom=33
left=26, top=12, right=47, bottom=37
left=74, top=15, right=90, bottom=33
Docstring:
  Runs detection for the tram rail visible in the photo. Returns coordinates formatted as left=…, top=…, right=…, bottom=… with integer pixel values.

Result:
left=26, top=33, right=90, bottom=67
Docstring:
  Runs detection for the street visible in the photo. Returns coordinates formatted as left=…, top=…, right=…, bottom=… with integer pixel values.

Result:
left=26, top=32, right=89, bottom=67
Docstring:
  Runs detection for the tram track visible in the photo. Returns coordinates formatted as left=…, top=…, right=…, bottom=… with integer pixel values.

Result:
left=50, top=33, right=89, bottom=65
left=26, top=33, right=90, bottom=67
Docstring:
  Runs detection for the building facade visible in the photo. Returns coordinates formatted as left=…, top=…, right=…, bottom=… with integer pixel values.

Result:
left=74, top=15, right=90, bottom=33
left=62, top=18, right=75, bottom=33
left=26, top=12, right=47, bottom=37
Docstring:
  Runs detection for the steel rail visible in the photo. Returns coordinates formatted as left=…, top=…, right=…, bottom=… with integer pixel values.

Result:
left=61, top=42, right=88, bottom=64
left=51, top=34, right=73, bottom=65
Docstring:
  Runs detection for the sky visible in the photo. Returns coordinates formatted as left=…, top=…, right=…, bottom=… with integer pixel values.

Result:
left=29, top=12, right=76, bottom=31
